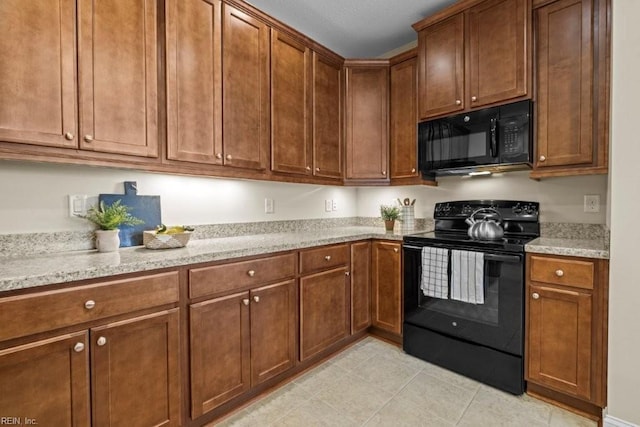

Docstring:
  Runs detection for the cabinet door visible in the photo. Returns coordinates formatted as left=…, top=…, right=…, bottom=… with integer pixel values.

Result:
left=417, top=14, right=465, bottom=119
left=271, top=30, right=312, bottom=175
left=166, top=0, right=222, bottom=164
left=0, top=0, right=77, bottom=148
left=91, top=309, right=180, bottom=427
left=0, top=332, right=89, bottom=426
left=371, top=241, right=402, bottom=335
left=527, top=285, right=592, bottom=400
left=390, top=57, right=419, bottom=179
left=222, top=4, right=270, bottom=170
left=78, top=0, right=159, bottom=157
left=190, top=292, right=250, bottom=418
left=535, top=0, right=593, bottom=168
left=351, top=242, right=372, bottom=334
left=250, top=280, right=297, bottom=385
left=345, top=66, right=389, bottom=181
left=300, top=267, right=350, bottom=361
left=312, top=53, right=343, bottom=179
left=468, top=0, right=528, bottom=107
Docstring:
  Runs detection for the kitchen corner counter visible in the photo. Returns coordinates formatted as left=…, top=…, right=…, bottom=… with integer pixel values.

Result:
left=0, top=226, right=422, bottom=292
left=525, top=237, right=610, bottom=259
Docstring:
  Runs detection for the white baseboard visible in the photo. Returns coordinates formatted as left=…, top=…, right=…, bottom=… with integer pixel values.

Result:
left=604, top=415, right=639, bottom=427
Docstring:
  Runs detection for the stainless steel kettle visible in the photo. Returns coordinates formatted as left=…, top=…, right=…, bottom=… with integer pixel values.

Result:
left=465, top=208, right=504, bottom=240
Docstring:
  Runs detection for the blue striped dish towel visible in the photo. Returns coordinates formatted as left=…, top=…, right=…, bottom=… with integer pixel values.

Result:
left=450, top=250, right=485, bottom=304
left=420, top=247, right=449, bottom=299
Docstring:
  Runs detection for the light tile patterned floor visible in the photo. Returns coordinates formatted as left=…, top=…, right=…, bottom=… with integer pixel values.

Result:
left=214, top=337, right=597, bottom=427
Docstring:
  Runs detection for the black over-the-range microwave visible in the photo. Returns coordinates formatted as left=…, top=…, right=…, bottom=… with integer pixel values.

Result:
left=418, top=100, right=532, bottom=177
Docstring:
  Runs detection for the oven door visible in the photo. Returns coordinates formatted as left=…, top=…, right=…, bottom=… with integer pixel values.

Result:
left=418, top=107, right=499, bottom=174
left=403, top=243, right=524, bottom=356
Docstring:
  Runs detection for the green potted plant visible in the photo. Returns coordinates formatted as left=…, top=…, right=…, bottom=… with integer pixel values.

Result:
left=81, top=200, right=144, bottom=252
left=380, top=205, right=400, bottom=232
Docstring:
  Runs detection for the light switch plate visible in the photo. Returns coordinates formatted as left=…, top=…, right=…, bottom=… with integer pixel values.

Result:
left=69, top=194, right=88, bottom=217
left=325, top=200, right=332, bottom=212
left=264, top=198, right=274, bottom=214
left=584, top=195, right=600, bottom=213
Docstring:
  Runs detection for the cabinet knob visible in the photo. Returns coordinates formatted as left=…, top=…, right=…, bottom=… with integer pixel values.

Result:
left=345, top=271, right=350, bottom=276
left=555, top=269, right=564, bottom=277
left=306, top=166, right=311, bottom=171
left=247, top=270, right=255, bottom=277
left=316, top=167, right=320, bottom=172
left=215, top=153, right=222, bottom=159
left=84, top=300, right=96, bottom=310
left=539, top=155, right=546, bottom=162
left=226, top=154, right=232, bottom=160
left=242, top=298, right=250, bottom=306
left=73, top=342, right=85, bottom=353
left=393, top=248, right=399, bottom=253
left=96, top=336, right=107, bottom=346
left=455, top=99, right=462, bottom=105
left=382, top=170, right=386, bottom=176
left=64, top=132, right=74, bottom=141
left=411, top=168, right=416, bottom=173
left=253, top=295, right=260, bottom=303
left=532, top=293, right=540, bottom=300
left=471, top=96, right=477, bottom=102
left=84, top=135, right=93, bottom=143
left=324, top=255, right=331, bottom=261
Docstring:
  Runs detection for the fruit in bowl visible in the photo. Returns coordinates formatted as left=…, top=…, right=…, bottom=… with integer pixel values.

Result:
left=143, top=224, right=194, bottom=249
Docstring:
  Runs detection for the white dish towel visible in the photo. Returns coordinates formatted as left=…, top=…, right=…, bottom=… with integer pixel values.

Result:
left=450, top=250, right=485, bottom=304
left=420, top=247, right=449, bottom=299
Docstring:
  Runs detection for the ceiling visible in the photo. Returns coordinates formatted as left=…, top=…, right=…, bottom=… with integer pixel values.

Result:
left=244, top=0, right=458, bottom=58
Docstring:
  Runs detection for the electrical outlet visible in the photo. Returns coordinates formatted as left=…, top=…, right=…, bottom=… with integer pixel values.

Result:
left=69, top=195, right=88, bottom=218
left=325, top=200, right=332, bottom=212
left=584, top=195, right=600, bottom=213
left=332, top=200, right=338, bottom=211
left=264, top=198, right=274, bottom=214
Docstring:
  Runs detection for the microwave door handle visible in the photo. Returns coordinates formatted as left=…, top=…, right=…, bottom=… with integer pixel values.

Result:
left=490, top=118, right=497, bottom=158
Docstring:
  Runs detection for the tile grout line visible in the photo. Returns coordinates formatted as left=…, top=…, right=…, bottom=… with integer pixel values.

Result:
left=453, top=383, right=482, bottom=426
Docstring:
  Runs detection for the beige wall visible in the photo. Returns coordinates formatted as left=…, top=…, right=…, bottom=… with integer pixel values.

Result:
left=356, top=171, right=608, bottom=224
left=607, top=0, right=640, bottom=424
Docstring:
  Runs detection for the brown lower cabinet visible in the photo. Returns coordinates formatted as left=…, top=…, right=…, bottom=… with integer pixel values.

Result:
left=189, top=280, right=296, bottom=418
left=351, top=241, right=372, bottom=334
left=526, top=253, right=609, bottom=413
left=371, top=241, right=403, bottom=337
left=0, top=309, right=181, bottom=426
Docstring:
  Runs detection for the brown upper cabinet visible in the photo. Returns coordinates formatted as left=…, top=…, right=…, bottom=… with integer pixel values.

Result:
left=166, top=0, right=223, bottom=165
left=222, top=4, right=270, bottom=171
left=312, top=53, right=344, bottom=179
left=531, top=0, right=610, bottom=178
left=345, top=61, right=389, bottom=182
left=271, top=30, right=313, bottom=176
left=413, top=0, right=530, bottom=120
left=0, top=0, right=160, bottom=157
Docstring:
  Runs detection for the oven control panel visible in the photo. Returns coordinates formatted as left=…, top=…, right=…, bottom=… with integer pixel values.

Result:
left=434, top=200, right=539, bottom=221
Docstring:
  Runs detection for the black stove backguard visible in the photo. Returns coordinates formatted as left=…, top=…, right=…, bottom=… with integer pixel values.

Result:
left=402, top=200, right=540, bottom=395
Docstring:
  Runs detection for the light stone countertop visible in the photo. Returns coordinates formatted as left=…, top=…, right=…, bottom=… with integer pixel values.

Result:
left=0, top=226, right=419, bottom=293
left=525, top=237, right=610, bottom=259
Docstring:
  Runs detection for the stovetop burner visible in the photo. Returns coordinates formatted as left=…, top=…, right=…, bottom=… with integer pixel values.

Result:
left=404, top=200, right=540, bottom=253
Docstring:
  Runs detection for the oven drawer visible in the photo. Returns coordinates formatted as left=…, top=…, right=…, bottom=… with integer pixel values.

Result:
left=529, top=255, right=594, bottom=289
left=299, top=244, right=349, bottom=274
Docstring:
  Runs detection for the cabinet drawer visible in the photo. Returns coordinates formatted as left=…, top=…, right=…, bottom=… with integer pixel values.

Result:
left=0, top=271, right=179, bottom=342
left=529, top=255, right=595, bottom=289
left=189, top=253, right=297, bottom=299
left=299, top=244, right=349, bottom=275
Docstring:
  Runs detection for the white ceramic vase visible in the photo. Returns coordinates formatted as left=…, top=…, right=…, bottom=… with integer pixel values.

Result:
left=95, top=229, right=120, bottom=253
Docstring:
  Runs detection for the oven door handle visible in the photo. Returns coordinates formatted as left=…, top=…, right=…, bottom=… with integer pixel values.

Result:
left=402, top=245, right=425, bottom=250
left=484, top=254, right=522, bottom=263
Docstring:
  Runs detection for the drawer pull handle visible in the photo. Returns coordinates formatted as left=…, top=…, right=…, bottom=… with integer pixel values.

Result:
left=64, top=132, right=74, bottom=141
left=393, top=248, right=399, bottom=253
left=555, top=269, right=564, bottom=277
left=411, top=168, right=416, bottom=173
left=84, top=300, right=96, bottom=310
left=455, top=99, right=462, bottom=105
left=84, top=135, right=93, bottom=143
left=345, top=271, right=350, bottom=276
left=226, top=154, right=232, bottom=160
left=242, top=298, right=250, bottom=306
left=253, top=295, right=260, bottom=303
left=325, top=255, right=331, bottom=261
left=96, top=337, right=107, bottom=346
left=247, top=270, right=255, bottom=277
left=73, top=342, right=85, bottom=353
left=306, top=166, right=311, bottom=171
left=532, top=293, right=540, bottom=300
left=471, top=96, right=477, bottom=102
left=215, top=153, right=222, bottom=159
left=539, top=155, right=546, bottom=162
